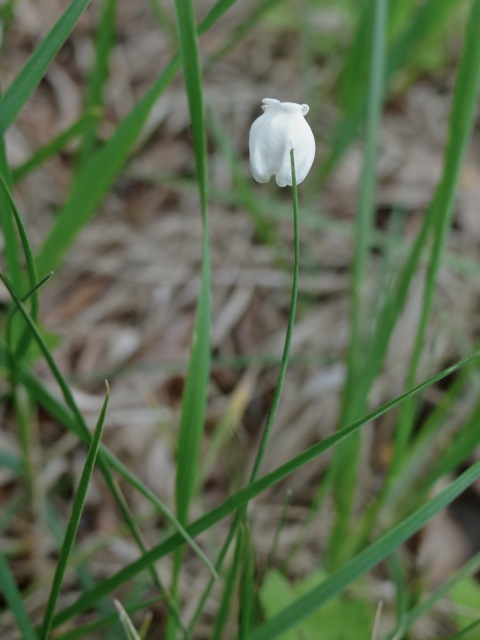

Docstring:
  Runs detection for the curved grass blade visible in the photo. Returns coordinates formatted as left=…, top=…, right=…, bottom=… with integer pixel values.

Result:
left=14, top=358, right=209, bottom=577
left=413, top=400, right=480, bottom=505
left=75, top=0, right=116, bottom=172
left=387, top=553, right=408, bottom=637
left=449, top=620, right=480, bottom=640
left=198, top=0, right=237, bottom=33
left=328, top=0, right=387, bottom=567
left=204, top=0, right=284, bottom=70
left=0, top=275, right=216, bottom=580
left=211, top=530, right=244, bottom=640
left=187, top=150, right=301, bottom=632
left=248, top=463, right=480, bottom=640
left=321, top=0, right=459, bottom=179
left=249, top=150, right=299, bottom=483
left=0, top=140, right=22, bottom=290
left=12, top=111, right=101, bottom=183
left=207, top=106, right=282, bottom=257
left=392, top=0, right=480, bottom=465
left=114, top=599, right=142, bottom=640
left=172, top=0, right=210, bottom=530
left=0, top=548, right=37, bottom=640
left=35, top=57, right=177, bottom=275
left=389, top=552, right=480, bottom=639
left=169, top=0, right=211, bottom=633
left=0, top=173, right=39, bottom=357
left=53, top=596, right=162, bottom=640
left=0, top=0, right=93, bottom=134
left=36, top=0, right=240, bottom=276
left=39, top=383, right=110, bottom=640
left=238, top=524, right=255, bottom=640
left=336, top=0, right=374, bottom=113
left=51, top=350, right=480, bottom=627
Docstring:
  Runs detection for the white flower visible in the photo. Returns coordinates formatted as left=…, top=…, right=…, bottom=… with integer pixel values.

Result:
left=249, top=98, right=315, bottom=187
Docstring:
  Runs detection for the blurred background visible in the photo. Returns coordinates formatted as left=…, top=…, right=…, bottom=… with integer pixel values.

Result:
left=1, top=0, right=480, bottom=637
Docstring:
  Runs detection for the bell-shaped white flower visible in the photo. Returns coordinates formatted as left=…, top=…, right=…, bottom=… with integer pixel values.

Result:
left=249, top=98, right=315, bottom=187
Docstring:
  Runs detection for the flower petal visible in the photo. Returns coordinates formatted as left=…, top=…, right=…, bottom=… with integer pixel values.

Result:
left=249, top=99, right=315, bottom=187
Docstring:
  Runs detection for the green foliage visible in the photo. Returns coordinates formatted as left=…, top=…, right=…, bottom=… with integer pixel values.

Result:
left=1, top=0, right=480, bottom=638
left=168, top=0, right=212, bottom=634
left=451, top=577, right=480, bottom=637
left=328, top=0, right=388, bottom=567
left=251, top=465, right=480, bottom=639
left=115, top=599, right=143, bottom=640
left=0, top=0, right=93, bottom=135
left=0, top=549, right=37, bottom=640
left=260, top=569, right=375, bottom=640
left=39, top=384, right=110, bottom=640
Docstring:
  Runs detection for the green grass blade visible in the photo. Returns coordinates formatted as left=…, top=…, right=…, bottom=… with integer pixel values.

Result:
left=449, top=620, right=480, bottom=640
left=187, top=149, right=301, bottom=632
left=115, top=599, right=142, bottom=640
left=173, top=0, right=210, bottom=530
left=388, top=553, right=408, bottom=636
left=198, top=0, right=237, bottom=33
left=12, top=386, right=36, bottom=506
left=51, top=351, right=480, bottom=627
left=358, top=209, right=431, bottom=405
left=0, top=139, right=23, bottom=291
left=384, top=373, right=468, bottom=510
left=39, top=382, right=109, bottom=640
left=339, top=0, right=388, bottom=424
left=329, top=0, right=387, bottom=566
left=205, top=0, right=284, bottom=70
left=389, top=552, right=480, bottom=639
left=212, top=531, right=244, bottom=640
left=414, top=401, right=480, bottom=502
left=75, top=0, right=116, bottom=172
left=35, top=58, right=178, bottom=275
left=393, top=0, right=480, bottom=463
left=268, top=490, right=292, bottom=570
left=321, top=0, right=458, bottom=179
left=0, top=0, right=93, bottom=134
left=0, top=173, right=39, bottom=356
left=147, top=0, right=177, bottom=43
left=248, top=464, right=480, bottom=640
left=12, top=111, right=101, bottom=183
left=337, top=0, right=374, bottom=113
left=387, top=0, right=458, bottom=78
left=15, top=360, right=212, bottom=579
left=0, top=548, right=37, bottom=640
left=339, top=209, right=437, bottom=555
left=36, top=0, right=239, bottom=275
left=207, top=107, right=281, bottom=256
left=169, top=0, right=211, bottom=632
left=0, top=277, right=216, bottom=579
left=238, top=524, right=255, bottom=640
left=0, top=492, right=27, bottom=536
left=249, top=150, right=299, bottom=483
left=17, top=349, right=193, bottom=638
left=53, top=597, right=162, bottom=640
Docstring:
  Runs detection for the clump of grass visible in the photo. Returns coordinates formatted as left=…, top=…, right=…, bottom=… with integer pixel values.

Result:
left=1, top=0, right=480, bottom=638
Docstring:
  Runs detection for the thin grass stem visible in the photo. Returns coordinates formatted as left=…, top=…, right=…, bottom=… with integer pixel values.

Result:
left=51, top=350, right=480, bottom=627
left=391, top=0, right=480, bottom=474
left=0, top=273, right=216, bottom=582
left=188, top=149, right=300, bottom=632
left=168, top=0, right=212, bottom=633
left=328, top=0, right=387, bottom=567
left=249, top=149, right=300, bottom=483
left=39, top=383, right=110, bottom=640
